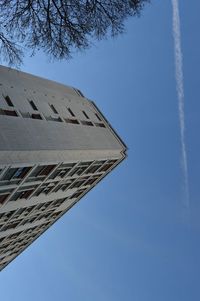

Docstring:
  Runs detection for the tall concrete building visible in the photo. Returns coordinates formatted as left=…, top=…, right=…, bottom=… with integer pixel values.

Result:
left=0, top=65, right=126, bottom=271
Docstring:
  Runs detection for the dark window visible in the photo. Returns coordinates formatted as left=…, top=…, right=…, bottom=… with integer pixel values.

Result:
left=3, top=168, right=18, bottom=180
left=51, top=212, right=60, bottom=220
left=67, top=107, right=75, bottom=117
left=57, top=170, right=68, bottom=178
left=31, top=113, right=42, bottom=120
left=0, top=194, right=9, bottom=204
left=3, top=222, right=18, bottom=230
left=65, top=118, right=79, bottom=125
left=28, top=165, right=55, bottom=179
left=49, top=169, right=61, bottom=179
left=0, top=187, right=14, bottom=195
left=38, top=165, right=56, bottom=176
left=49, top=163, right=75, bottom=179
left=79, top=161, right=93, bottom=167
left=68, top=162, right=93, bottom=177
left=0, top=109, right=18, bottom=117
left=19, top=189, right=34, bottom=199
left=82, top=110, right=89, bottom=119
left=13, top=167, right=31, bottom=179
left=45, top=115, right=62, bottom=122
left=81, top=120, right=93, bottom=126
left=54, top=180, right=73, bottom=192
left=14, top=208, right=25, bottom=217
left=9, top=191, right=22, bottom=202
left=85, top=165, right=101, bottom=174
left=84, top=177, right=98, bottom=186
left=6, top=110, right=17, bottom=116
left=52, top=184, right=62, bottom=193
left=34, top=183, right=56, bottom=195
left=71, top=190, right=84, bottom=199
left=52, top=198, right=65, bottom=207
left=95, top=122, right=106, bottom=128
left=98, top=163, right=113, bottom=172
left=95, top=113, right=102, bottom=121
left=49, top=104, right=58, bottom=114
left=68, top=167, right=80, bottom=177
left=70, top=178, right=88, bottom=188
left=29, top=100, right=38, bottom=111
left=5, top=211, right=14, bottom=219
left=4, top=95, right=14, bottom=107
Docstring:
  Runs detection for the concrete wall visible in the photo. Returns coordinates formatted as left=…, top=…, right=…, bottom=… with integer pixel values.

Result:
left=0, top=65, right=125, bottom=160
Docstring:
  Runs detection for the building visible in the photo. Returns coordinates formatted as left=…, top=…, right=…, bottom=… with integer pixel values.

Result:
left=0, top=65, right=126, bottom=271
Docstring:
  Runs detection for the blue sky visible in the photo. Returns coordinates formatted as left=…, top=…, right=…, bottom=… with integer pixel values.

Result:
left=1, top=1, right=200, bottom=300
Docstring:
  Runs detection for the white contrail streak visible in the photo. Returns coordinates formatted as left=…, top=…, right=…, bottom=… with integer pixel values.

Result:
left=171, top=0, right=190, bottom=208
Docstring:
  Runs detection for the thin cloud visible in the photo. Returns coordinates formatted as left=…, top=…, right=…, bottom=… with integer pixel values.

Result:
left=171, top=0, right=189, bottom=208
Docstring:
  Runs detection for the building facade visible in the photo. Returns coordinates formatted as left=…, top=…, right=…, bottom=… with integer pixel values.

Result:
left=0, top=65, right=126, bottom=271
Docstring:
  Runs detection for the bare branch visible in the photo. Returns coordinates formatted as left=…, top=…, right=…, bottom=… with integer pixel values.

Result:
left=0, top=0, right=149, bottom=65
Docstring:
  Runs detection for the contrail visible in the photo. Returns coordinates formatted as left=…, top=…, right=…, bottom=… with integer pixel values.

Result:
left=171, top=0, right=190, bottom=208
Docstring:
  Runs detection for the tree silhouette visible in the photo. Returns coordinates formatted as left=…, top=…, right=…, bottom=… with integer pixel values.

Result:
left=0, top=0, right=149, bottom=65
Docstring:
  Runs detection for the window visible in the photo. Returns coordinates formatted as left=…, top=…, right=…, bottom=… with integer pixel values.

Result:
left=67, top=107, right=75, bottom=117
left=38, top=165, right=56, bottom=176
left=68, top=162, right=93, bottom=177
left=71, top=190, right=85, bottom=199
left=2, top=168, right=18, bottom=181
left=49, top=169, right=61, bottom=179
left=5, top=211, right=15, bottom=219
left=49, top=163, right=75, bottom=179
left=79, top=161, right=93, bottom=167
left=0, top=194, right=9, bottom=205
left=81, top=120, right=93, bottom=126
left=95, top=122, right=106, bottom=128
left=14, top=208, right=25, bottom=218
left=0, top=109, right=18, bottom=117
left=51, top=212, right=60, bottom=220
left=68, top=167, right=80, bottom=177
left=29, top=100, right=38, bottom=111
left=19, top=189, right=34, bottom=199
left=28, top=165, right=55, bottom=180
left=9, top=191, right=22, bottom=202
left=23, top=206, right=35, bottom=216
left=45, top=115, right=63, bottom=122
left=84, top=177, right=99, bottom=186
left=12, top=168, right=23, bottom=178
left=85, top=164, right=101, bottom=174
left=98, top=163, right=114, bottom=172
left=53, top=180, right=74, bottom=192
left=64, top=118, right=79, bottom=125
left=82, top=110, right=89, bottom=119
left=12, top=167, right=31, bottom=179
left=49, top=104, right=58, bottom=114
left=70, top=177, right=89, bottom=189
left=12, top=185, right=38, bottom=201
left=4, top=95, right=14, bottom=107
left=2, top=221, right=18, bottom=231
left=53, top=198, right=66, bottom=207
left=28, top=166, right=45, bottom=178
left=95, top=113, right=102, bottom=121
left=34, top=182, right=58, bottom=196
left=52, top=184, right=63, bottom=193
left=31, top=113, right=42, bottom=120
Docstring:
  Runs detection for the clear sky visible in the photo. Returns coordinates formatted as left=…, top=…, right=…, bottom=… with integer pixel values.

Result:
left=0, top=1, right=200, bottom=300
